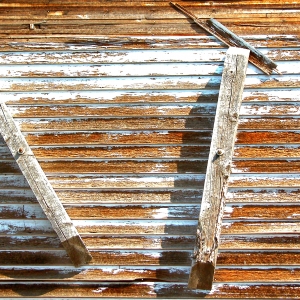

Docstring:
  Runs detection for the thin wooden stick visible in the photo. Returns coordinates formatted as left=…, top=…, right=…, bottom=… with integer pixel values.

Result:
left=170, top=2, right=280, bottom=75
left=188, top=47, right=249, bottom=290
left=0, top=102, right=92, bottom=267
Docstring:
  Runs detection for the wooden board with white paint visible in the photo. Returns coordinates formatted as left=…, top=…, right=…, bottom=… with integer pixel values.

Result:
left=0, top=103, right=92, bottom=267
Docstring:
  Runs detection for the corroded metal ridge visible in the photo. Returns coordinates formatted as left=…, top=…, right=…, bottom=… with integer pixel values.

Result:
left=170, top=2, right=279, bottom=75
left=0, top=102, right=92, bottom=267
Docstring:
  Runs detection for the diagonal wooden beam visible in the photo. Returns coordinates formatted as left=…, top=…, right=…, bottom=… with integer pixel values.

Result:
left=170, top=2, right=279, bottom=75
left=0, top=102, right=92, bottom=267
left=188, top=47, right=249, bottom=290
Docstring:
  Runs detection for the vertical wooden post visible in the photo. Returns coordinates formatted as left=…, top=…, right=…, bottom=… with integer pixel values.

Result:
left=188, top=47, right=249, bottom=290
left=0, top=102, right=92, bottom=267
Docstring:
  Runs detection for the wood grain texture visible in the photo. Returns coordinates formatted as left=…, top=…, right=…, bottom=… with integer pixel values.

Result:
left=0, top=282, right=298, bottom=298
left=2, top=75, right=300, bottom=91
left=170, top=2, right=277, bottom=75
left=0, top=103, right=91, bottom=267
left=2, top=89, right=300, bottom=106
left=189, top=48, right=249, bottom=290
left=0, top=1, right=299, bottom=297
left=0, top=35, right=299, bottom=52
left=1, top=48, right=298, bottom=65
left=1, top=203, right=300, bottom=221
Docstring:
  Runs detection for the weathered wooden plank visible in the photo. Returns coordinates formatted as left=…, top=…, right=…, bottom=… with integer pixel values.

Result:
left=1, top=22, right=300, bottom=36
left=0, top=234, right=299, bottom=251
left=234, top=145, right=300, bottom=158
left=0, top=61, right=298, bottom=77
left=0, top=189, right=37, bottom=204
left=189, top=48, right=249, bottom=290
left=5, top=130, right=300, bottom=147
left=229, top=174, right=300, bottom=187
left=0, top=103, right=92, bottom=267
left=238, top=118, right=300, bottom=130
left=2, top=16, right=300, bottom=31
left=3, top=130, right=299, bottom=146
left=0, top=219, right=197, bottom=235
left=0, top=90, right=219, bottom=105
left=2, top=188, right=298, bottom=205
left=0, top=0, right=299, bottom=7
left=4, top=158, right=300, bottom=175
left=3, top=17, right=300, bottom=29
left=220, top=235, right=300, bottom=250
left=55, top=189, right=204, bottom=204
left=37, top=159, right=208, bottom=174
left=217, top=251, right=300, bottom=265
left=0, top=234, right=299, bottom=252
left=0, top=250, right=71, bottom=265
left=1, top=75, right=299, bottom=91
left=0, top=266, right=190, bottom=282
left=171, top=3, right=277, bottom=75
left=0, top=49, right=233, bottom=64
left=237, top=131, right=300, bottom=144
left=223, top=205, right=300, bottom=220
left=23, top=131, right=212, bottom=146
left=0, top=160, right=21, bottom=174
left=0, top=266, right=298, bottom=282
left=0, top=204, right=200, bottom=220
left=0, top=235, right=195, bottom=250
left=30, top=145, right=211, bottom=159
left=2, top=203, right=300, bottom=220
left=0, top=6, right=299, bottom=21
left=0, top=282, right=299, bottom=298
left=243, top=90, right=300, bottom=102
left=68, top=174, right=199, bottom=190
left=44, top=174, right=205, bottom=189
left=0, top=174, right=29, bottom=188
left=227, top=188, right=300, bottom=203
left=16, top=116, right=300, bottom=132
left=2, top=89, right=300, bottom=106
left=8, top=103, right=300, bottom=119
left=232, top=159, right=300, bottom=173
left=214, top=267, right=300, bottom=282
left=222, top=221, right=300, bottom=234
left=240, top=103, right=300, bottom=115
left=0, top=35, right=299, bottom=51
left=8, top=104, right=217, bottom=118
left=14, top=144, right=300, bottom=160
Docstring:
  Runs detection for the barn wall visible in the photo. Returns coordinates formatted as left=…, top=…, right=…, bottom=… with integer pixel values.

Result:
left=0, top=0, right=299, bottom=298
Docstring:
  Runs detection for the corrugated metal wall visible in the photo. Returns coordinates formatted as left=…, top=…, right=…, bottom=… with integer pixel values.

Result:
left=0, top=0, right=299, bottom=298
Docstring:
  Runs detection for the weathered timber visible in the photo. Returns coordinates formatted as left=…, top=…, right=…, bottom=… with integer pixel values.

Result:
left=0, top=265, right=299, bottom=282
left=0, top=282, right=299, bottom=298
left=2, top=75, right=299, bottom=91
left=217, top=251, right=300, bottom=266
left=214, top=267, right=300, bottom=282
left=8, top=103, right=300, bottom=118
left=170, top=2, right=279, bottom=75
left=222, top=221, right=300, bottom=234
left=0, top=35, right=299, bottom=51
left=0, top=49, right=297, bottom=65
left=2, top=202, right=300, bottom=220
left=220, top=235, right=300, bottom=250
left=0, top=102, right=92, bottom=267
left=188, top=47, right=249, bottom=290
